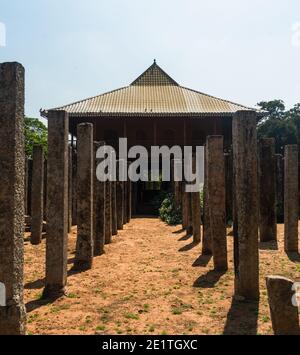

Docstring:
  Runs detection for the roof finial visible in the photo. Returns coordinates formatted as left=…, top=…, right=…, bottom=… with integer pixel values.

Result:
left=154, top=59, right=156, bottom=64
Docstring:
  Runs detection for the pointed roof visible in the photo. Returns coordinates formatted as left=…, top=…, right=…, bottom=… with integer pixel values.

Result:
left=131, top=61, right=179, bottom=86
left=43, top=61, right=260, bottom=118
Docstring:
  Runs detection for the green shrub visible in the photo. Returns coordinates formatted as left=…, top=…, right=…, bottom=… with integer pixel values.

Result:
left=159, top=193, right=182, bottom=226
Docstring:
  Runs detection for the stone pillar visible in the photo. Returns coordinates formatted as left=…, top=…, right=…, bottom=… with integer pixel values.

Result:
left=31, top=145, right=44, bottom=245
left=284, top=145, right=299, bottom=252
left=182, top=183, right=188, bottom=230
left=224, top=151, right=233, bottom=223
left=191, top=157, right=201, bottom=243
left=123, top=181, right=128, bottom=225
left=27, top=158, right=33, bottom=216
left=192, top=191, right=201, bottom=244
left=126, top=180, right=132, bottom=223
left=74, top=123, right=94, bottom=270
left=111, top=181, right=118, bottom=236
left=105, top=181, right=112, bottom=244
left=266, top=276, right=300, bottom=335
left=24, top=157, right=29, bottom=216
left=275, top=154, right=284, bottom=223
left=94, top=142, right=105, bottom=256
left=207, top=136, right=227, bottom=271
left=202, top=145, right=212, bottom=255
left=116, top=161, right=124, bottom=230
left=68, top=145, right=72, bottom=233
left=43, top=110, right=69, bottom=298
left=233, top=111, right=259, bottom=300
left=0, top=62, right=26, bottom=335
left=72, top=148, right=77, bottom=225
left=43, top=160, right=47, bottom=221
left=259, top=138, right=277, bottom=242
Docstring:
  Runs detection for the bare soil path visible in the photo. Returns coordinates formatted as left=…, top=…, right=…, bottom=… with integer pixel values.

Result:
left=24, top=218, right=300, bottom=335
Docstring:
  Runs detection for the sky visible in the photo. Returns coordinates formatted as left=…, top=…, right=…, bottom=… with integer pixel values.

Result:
left=1, top=0, right=300, bottom=119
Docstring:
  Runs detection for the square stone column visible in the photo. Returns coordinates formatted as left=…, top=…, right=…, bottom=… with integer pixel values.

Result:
left=43, top=110, right=69, bottom=298
left=207, top=136, right=227, bottom=271
left=111, top=181, right=118, bottom=236
left=202, top=145, right=212, bottom=255
left=0, top=62, right=27, bottom=335
left=94, top=142, right=105, bottom=256
left=116, top=161, right=124, bottom=230
left=68, top=145, right=72, bottom=233
left=191, top=157, right=202, bottom=244
left=105, top=181, right=112, bottom=244
left=284, top=145, right=299, bottom=252
left=31, top=145, right=44, bottom=245
left=259, top=138, right=277, bottom=242
left=233, top=110, right=259, bottom=301
left=74, top=123, right=94, bottom=270
left=126, top=180, right=132, bottom=223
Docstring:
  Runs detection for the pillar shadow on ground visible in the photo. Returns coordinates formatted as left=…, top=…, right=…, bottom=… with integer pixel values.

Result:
left=223, top=298, right=259, bottom=335
left=259, top=240, right=278, bottom=251
left=26, top=293, right=63, bottom=313
left=25, top=278, right=45, bottom=290
left=192, top=254, right=212, bottom=268
left=172, top=228, right=185, bottom=235
left=178, top=234, right=192, bottom=242
left=287, top=252, right=300, bottom=263
left=193, top=270, right=226, bottom=288
left=179, top=241, right=200, bottom=252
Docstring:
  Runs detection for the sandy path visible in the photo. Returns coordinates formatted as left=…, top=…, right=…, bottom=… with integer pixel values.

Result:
left=24, top=218, right=300, bottom=335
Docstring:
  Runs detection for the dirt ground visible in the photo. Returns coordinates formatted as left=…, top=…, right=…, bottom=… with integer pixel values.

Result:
left=24, top=218, right=300, bottom=335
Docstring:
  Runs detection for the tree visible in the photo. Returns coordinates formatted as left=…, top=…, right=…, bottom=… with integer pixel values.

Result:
left=257, top=100, right=298, bottom=154
left=24, top=117, right=48, bottom=158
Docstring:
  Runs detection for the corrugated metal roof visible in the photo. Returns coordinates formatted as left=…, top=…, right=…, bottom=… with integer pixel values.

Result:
left=44, top=61, right=258, bottom=118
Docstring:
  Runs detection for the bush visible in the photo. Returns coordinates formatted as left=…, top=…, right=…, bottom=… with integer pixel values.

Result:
left=159, top=193, right=182, bottom=226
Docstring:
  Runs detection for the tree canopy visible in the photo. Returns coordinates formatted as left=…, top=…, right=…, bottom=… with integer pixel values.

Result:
left=257, top=100, right=300, bottom=154
left=24, top=117, right=48, bottom=158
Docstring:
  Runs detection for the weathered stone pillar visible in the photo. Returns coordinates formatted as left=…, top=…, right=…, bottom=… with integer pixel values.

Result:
left=123, top=182, right=128, bottom=225
left=111, top=181, right=118, bottom=236
left=72, top=148, right=77, bottom=225
left=126, top=180, right=132, bottom=223
left=74, top=123, right=94, bottom=270
left=191, top=158, right=201, bottom=243
left=224, top=151, right=233, bottom=223
left=266, top=276, right=300, bottom=335
left=68, top=145, right=72, bottom=233
left=191, top=191, right=201, bottom=243
left=43, top=110, right=69, bottom=298
left=207, top=136, right=227, bottom=271
left=202, top=145, right=212, bottom=255
left=284, top=145, right=299, bottom=253
left=116, top=161, right=124, bottom=230
left=105, top=181, right=112, bottom=244
left=31, top=145, right=44, bottom=245
left=182, top=183, right=188, bottom=230
left=275, top=154, right=284, bottom=222
left=94, top=142, right=105, bottom=256
left=24, top=157, right=29, bottom=216
left=43, top=160, right=47, bottom=221
left=233, top=111, right=259, bottom=300
left=259, top=138, right=277, bottom=242
left=27, top=158, right=33, bottom=216
left=0, top=62, right=26, bottom=335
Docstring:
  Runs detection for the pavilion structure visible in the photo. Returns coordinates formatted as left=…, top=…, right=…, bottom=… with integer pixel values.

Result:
left=42, top=60, right=260, bottom=214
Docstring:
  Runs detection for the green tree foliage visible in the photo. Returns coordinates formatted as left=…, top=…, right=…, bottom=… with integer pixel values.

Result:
left=24, top=117, right=48, bottom=158
left=257, top=100, right=299, bottom=154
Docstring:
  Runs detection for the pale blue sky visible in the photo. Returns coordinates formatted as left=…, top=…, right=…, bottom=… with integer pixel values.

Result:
left=1, top=0, right=300, bottom=118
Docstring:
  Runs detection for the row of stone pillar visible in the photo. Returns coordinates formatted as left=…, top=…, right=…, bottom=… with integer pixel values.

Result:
left=0, top=62, right=134, bottom=334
